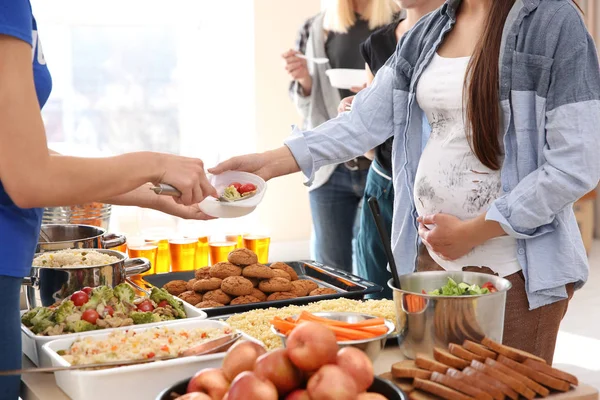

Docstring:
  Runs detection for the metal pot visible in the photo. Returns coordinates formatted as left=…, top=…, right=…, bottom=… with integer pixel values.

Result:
left=36, top=224, right=126, bottom=253
left=389, top=271, right=512, bottom=359
left=23, top=249, right=150, bottom=308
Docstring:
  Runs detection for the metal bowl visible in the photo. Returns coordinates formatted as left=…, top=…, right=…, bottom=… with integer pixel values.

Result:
left=271, top=312, right=395, bottom=362
left=388, top=271, right=512, bottom=359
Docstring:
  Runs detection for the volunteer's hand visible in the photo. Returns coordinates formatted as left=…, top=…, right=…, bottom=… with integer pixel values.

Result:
left=209, top=146, right=300, bottom=182
left=155, top=155, right=217, bottom=206
left=282, top=49, right=312, bottom=95
left=338, top=95, right=355, bottom=114
left=154, top=197, right=216, bottom=220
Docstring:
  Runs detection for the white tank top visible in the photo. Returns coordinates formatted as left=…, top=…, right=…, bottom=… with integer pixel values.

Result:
left=414, top=53, right=521, bottom=277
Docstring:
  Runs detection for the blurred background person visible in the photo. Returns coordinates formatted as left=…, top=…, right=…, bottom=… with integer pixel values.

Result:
left=282, top=0, right=398, bottom=273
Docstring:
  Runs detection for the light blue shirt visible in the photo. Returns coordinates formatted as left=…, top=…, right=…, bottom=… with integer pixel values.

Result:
left=285, top=0, right=600, bottom=309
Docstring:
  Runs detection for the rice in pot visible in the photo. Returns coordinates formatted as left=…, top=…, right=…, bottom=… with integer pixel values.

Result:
left=33, top=249, right=120, bottom=268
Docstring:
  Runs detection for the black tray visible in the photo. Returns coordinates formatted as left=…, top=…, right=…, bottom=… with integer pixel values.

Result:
left=142, top=260, right=383, bottom=317
left=156, top=376, right=407, bottom=400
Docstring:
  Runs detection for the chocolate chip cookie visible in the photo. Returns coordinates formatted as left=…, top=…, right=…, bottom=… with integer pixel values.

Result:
left=227, top=248, right=258, bottom=266
left=221, top=276, right=254, bottom=296
left=242, top=264, right=274, bottom=279
left=210, top=262, right=242, bottom=279
left=258, top=277, right=293, bottom=293
left=270, top=262, right=298, bottom=281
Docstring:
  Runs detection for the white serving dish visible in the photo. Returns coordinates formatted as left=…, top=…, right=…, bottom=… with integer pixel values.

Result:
left=199, top=171, right=266, bottom=218
left=43, top=319, right=260, bottom=400
left=22, top=299, right=207, bottom=367
left=325, top=68, right=367, bottom=89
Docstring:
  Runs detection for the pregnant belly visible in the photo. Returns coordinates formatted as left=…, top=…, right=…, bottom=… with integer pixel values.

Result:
left=413, top=143, right=501, bottom=220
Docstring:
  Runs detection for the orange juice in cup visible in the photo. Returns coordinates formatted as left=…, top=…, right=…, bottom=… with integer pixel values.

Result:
left=127, top=241, right=158, bottom=275
left=243, top=235, right=271, bottom=264
left=186, top=235, right=210, bottom=269
left=169, top=238, right=197, bottom=272
left=225, top=234, right=246, bottom=249
left=209, top=241, right=237, bottom=265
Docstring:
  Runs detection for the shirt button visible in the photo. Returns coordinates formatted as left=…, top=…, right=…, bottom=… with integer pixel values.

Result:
left=503, top=185, right=510, bottom=192
left=518, top=248, right=525, bottom=255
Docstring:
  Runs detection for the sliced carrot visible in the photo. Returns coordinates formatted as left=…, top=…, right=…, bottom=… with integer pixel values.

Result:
left=270, top=318, right=297, bottom=335
left=353, top=326, right=388, bottom=336
left=326, top=325, right=375, bottom=340
left=296, top=311, right=385, bottom=328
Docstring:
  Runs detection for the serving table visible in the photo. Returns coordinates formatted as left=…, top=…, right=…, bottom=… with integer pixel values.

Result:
left=20, top=350, right=599, bottom=400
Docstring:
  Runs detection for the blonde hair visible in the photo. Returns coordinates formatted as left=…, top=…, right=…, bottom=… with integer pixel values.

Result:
left=323, top=0, right=399, bottom=33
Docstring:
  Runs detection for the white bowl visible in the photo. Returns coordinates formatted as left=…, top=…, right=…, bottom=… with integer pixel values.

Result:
left=325, top=69, right=367, bottom=90
left=42, top=319, right=262, bottom=400
left=198, top=171, right=266, bottom=218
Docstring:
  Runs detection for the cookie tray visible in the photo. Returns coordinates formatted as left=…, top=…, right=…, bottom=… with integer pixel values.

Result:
left=142, top=260, right=383, bottom=317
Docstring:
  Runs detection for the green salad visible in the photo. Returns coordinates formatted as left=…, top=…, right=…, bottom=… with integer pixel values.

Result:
left=428, top=277, right=496, bottom=296
left=21, top=284, right=186, bottom=336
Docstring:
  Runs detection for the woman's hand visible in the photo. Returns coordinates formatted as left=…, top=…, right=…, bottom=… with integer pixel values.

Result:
left=155, top=154, right=217, bottom=206
left=282, top=49, right=312, bottom=95
left=153, top=196, right=215, bottom=220
left=417, top=213, right=507, bottom=260
left=209, top=146, right=300, bottom=181
left=337, top=95, right=355, bottom=114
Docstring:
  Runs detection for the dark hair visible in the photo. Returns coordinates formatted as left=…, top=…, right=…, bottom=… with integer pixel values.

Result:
left=464, top=0, right=583, bottom=170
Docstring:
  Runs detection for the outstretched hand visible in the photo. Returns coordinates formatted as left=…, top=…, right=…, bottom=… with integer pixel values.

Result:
left=209, top=146, right=301, bottom=181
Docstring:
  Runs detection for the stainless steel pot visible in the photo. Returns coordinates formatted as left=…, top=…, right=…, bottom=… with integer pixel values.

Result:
left=36, top=224, right=126, bottom=253
left=389, top=271, right=512, bottom=359
left=23, top=249, right=150, bottom=308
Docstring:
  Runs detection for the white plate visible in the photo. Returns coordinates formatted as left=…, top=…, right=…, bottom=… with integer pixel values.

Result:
left=22, top=300, right=207, bottom=367
left=199, top=171, right=266, bottom=218
left=43, top=319, right=261, bottom=400
left=325, top=68, right=367, bottom=90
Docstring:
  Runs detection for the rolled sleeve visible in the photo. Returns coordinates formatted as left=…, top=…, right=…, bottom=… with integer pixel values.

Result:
left=284, top=126, right=316, bottom=185
left=485, top=202, right=557, bottom=239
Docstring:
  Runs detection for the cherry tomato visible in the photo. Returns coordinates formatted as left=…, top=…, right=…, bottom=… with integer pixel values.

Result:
left=82, top=309, right=100, bottom=324
left=230, top=182, right=242, bottom=190
left=81, top=287, right=93, bottom=295
left=105, top=305, right=115, bottom=317
left=71, top=291, right=89, bottom=307
left=238, top=183, right=256, bottom=194
left=482, top=282, right=498, bottom=293
left=157, top=300, right=169, bottom=308
left=137, top=299, right=155, bottom=312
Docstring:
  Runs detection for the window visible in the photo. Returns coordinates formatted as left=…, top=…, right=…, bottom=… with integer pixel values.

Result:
left=34, top=0, right=258, bottom=236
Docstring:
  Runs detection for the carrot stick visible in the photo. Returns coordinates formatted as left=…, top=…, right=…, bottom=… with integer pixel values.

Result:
left=297, top=312, right=385, bottom=328
left=353, top=326, right=388, bottom=335
left=270, top=319, right=297, bottom=334
left=326, top=325, right=376, bottom=340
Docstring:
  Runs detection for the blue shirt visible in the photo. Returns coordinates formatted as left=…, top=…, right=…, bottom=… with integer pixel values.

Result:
left=0, top=0, right=52, bottom=278
left=285, top=0, right=600, bottom=309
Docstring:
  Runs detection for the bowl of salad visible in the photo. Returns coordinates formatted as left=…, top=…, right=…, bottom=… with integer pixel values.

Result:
left=388, top=271, right=511, bottom=360
left=198, top=171, right=266, bottom=218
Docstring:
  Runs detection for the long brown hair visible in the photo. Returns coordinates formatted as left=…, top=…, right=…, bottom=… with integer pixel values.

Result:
left=465, top=0, right=583, bottom=170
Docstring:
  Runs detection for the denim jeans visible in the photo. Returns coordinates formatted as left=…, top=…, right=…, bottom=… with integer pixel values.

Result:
left=356, top=160, right=394, bottom=299
left=309, top=165, right=368, bottom=273
left=0, top=275, right=23, bottom=400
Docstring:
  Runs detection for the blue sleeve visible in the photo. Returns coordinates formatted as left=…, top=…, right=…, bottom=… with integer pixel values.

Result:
left=0, top=0, right=33, bottom=45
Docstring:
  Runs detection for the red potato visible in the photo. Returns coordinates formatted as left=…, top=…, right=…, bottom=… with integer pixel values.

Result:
left=186, top=368, right=229, bottom=400
left=285, top=389, right=311, bottom=400
left=226, top=371, right=278, bottom=400
left=177, top=393, right=213, bottom=400
left=222, top=340, right=267, bottom=381
left=357, top=394, right=388, bottom=400
left=286, top=322, right=338, bottom=371
left=307, top=365, right=359, bottom=400
left=254, top=349, right=303, bottom=395
left=336, top=347, right=374, bottom=392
